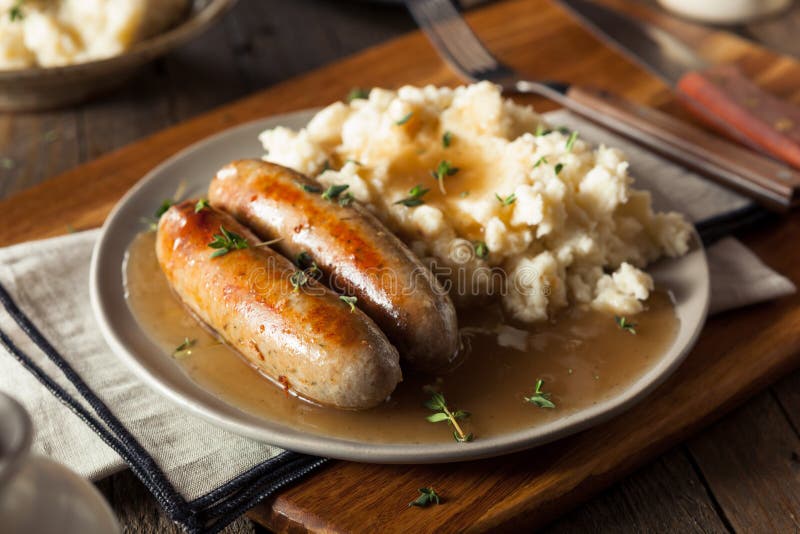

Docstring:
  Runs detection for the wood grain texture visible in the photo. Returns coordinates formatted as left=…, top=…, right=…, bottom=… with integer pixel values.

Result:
left=687, top=392, right=800, bottom=532
left=2, top=0, right=800, bottom=532
left=544, top=449, right=729, bottom=534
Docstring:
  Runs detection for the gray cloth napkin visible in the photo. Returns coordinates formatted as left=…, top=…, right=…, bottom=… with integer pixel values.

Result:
left=0, top=110, right=794, bottom=495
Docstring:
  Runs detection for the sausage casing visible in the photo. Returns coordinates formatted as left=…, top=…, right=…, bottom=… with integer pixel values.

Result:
left=208, top=160, right=460, bottom=374
left=155, top=200, right=402, bottom=409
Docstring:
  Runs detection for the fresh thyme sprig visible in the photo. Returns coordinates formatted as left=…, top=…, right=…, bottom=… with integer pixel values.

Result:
left=425, top=392, right=472, bottom=443
left=394, top=184, right=430, bottom=207
left=524, top=379, right=555, bottom=409
left=495, top=192, right=517, bottom=206
left=338, top=192, right=355, bottom=207
left=208, top=226, right=249, bottom=258
left=565, top=131, right=579, bottom=152
left=431, top=160, right=459, bottom=194
left=442, top=131, right=453, bottom=148
left=346, top=87, right=369, bottom=102
left=173, top=337, right=196, bottom=358
left=321, top=184, right=350, bottom=202
left=408, top=487, right=441, bottom=508
left=615, top=316, right=637, bottom=335
left=534, top=156, right=548, bottom=168
left=290, top=270, right=309, bottom=292
left=9, top=0, right=24, bottom=21
left=142, top=199, right=174, bottom=231
left=554, top=163, right=564, bottom=175
left=395, top=112, right=413, bottom=126
left=302, top=183, right=322, bottom=193
left=339, top=295, right=358, bottom=312
left=474, top=241, right=489, bottom=260
left=194, top=199, right=210, bottom=213
left=295, top=251, right=322, bottom=280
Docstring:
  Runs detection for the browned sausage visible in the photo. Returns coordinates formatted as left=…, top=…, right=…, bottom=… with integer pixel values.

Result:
left=155, top=200, right=402, bottom=409
left=208, top=160, right=460, bottom=374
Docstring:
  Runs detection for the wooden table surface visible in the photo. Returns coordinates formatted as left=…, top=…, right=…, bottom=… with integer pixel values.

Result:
left=2, top=1, right=799, bottom=533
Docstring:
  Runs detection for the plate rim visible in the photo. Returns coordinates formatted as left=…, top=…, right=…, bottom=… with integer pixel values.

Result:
left=89, top=109, right=710, bottom=464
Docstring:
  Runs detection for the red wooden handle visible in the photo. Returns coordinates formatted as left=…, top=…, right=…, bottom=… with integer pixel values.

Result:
left=677, top=64, right=800, bottom=169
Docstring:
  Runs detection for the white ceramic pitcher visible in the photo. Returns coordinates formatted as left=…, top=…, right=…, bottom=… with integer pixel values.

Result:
left=0, top=392, right=119, bottom=534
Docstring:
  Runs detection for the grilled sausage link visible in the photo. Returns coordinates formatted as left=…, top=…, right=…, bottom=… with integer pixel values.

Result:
left=209, top=160, right=460, bottom=374
left=156, top=200, right=402, bottom=409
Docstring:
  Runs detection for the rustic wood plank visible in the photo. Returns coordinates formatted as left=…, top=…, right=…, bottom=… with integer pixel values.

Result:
left=0, top=110, right=80, bottom=198
left=78, top=65, right=174, bottom=162
left=544, top=449, right=729, bottom=534
left=774, top=369, right=800, bottom=435
left=687, top=391, right=800, bottom=532
left=2, top=0, right=799, bottom=532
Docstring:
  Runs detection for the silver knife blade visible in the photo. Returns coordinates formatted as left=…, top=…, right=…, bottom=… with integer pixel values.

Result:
left=557, top=0, right=708, bottom=86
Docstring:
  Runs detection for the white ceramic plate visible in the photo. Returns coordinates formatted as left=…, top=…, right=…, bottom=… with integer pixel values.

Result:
left=90, top=109, right=709, bottom=463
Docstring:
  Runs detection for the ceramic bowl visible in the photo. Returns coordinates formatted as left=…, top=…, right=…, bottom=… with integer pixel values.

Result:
left=0, top=0, right=237, bottom=112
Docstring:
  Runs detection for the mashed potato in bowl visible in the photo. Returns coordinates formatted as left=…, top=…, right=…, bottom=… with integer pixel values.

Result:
left=259, top=82, right=692, bottom=323
left=0, top=0, right=189, bottom=69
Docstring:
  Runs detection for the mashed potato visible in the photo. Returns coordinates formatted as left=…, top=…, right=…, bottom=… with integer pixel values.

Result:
left=0, top=0, right=188, bottom=69
left=259, top=82, right=692, bottom=323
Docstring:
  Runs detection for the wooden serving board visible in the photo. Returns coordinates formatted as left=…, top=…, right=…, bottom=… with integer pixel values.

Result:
left=2, top=0, right=799, bottom=531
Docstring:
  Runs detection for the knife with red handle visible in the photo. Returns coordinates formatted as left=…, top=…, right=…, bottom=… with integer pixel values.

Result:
left=556, top=0, right=800, bottom=210
left=677, top=64, right=800, bottom=169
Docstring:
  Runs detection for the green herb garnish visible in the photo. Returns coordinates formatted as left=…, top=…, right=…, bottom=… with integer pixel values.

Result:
left=142, top=199, right=174, bottom=231
left=395, top=112, right=413, bottom=126
left=302, top=183, right=322, bottom=193
left=535, top=124, right=551, bottom=136
left=296, top=251, right=322, bottom=280
left=431, top=160, right=459, bottom=194
left=394, top=184, right=430, bottom=207
left=339, top=295, right=358, bottom=312
left=290, top=270, right=309, bottom=292
left=173, top=337, right=196, bottom=358
left=524, top=379, right=555, bottom=409
left=495, top=193, right=517, bottom=206
left=534, top=156, right=548, bottom=168
left=194, top=199, right=210, bottom=213
left=615, top=316, right=637, bottom=335
left=474, top=241, right=489, bottom=260
left=321, top=184, right=350, bottom=201
left=408, top=487, right=441, bottom=508
left=565, top=131, right=579, bottom=152
left=208, top=225, right=249, bottom=258
left=554, top=163, right=564, bottom=175
left=425, top=392, right=472, bottom=442
left=442, top=131, right=453, bottom=148
left=9, top=1, right=23, bottom=21
left=338, top=192, right=355, bottom=207
left=346, top=87, right=369, bottom=102
left=296, top=251, right=314, bottom=269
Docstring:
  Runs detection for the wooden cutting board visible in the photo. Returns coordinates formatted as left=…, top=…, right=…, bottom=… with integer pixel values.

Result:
left=1, top=0, right=799, bottom=531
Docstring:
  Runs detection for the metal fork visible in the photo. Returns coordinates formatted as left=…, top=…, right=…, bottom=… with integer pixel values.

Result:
left=405, top=0, right=799, bottom=211
left=406, top=0, right=573, bottom=103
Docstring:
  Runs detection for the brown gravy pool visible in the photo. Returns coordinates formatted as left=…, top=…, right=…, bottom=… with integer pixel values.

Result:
left=124, top=232, right=679, bottom=444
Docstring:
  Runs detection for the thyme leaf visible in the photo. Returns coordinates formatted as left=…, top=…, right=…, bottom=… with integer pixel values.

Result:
left=431, top=160, right=459, bottom=194
left=339, top=295, right=358, bottom=312
left=408, top=487, right=441, bottom=508
left=425, top=392, right=472, bottom=443
left=615, top=315, right=637, bottom=335
left=524, top=379, right=555, bottom=409
left=394, top=184, right=430, bottom=207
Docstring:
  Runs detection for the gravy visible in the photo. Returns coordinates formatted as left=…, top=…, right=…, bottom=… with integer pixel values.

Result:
left=124, top=231, right=678, bottom=444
